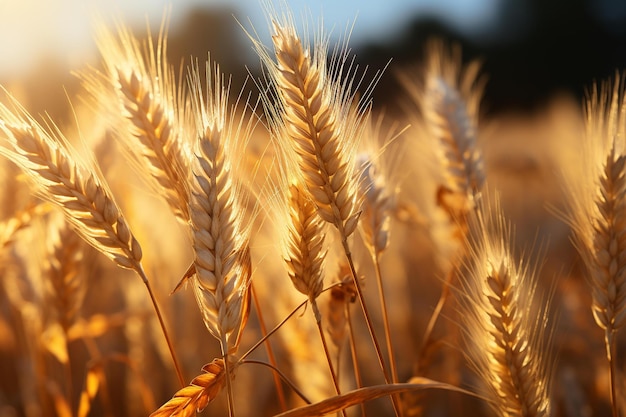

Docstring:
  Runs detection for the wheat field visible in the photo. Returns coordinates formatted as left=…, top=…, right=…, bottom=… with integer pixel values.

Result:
left=0, top=3, right=624, bottom=417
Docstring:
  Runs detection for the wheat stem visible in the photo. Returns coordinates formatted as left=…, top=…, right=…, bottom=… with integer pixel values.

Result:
left=346, top=302, right=366, bottom=417
left=372, top=255, right=399, bottom=385
left=310, top=298, right=346, bottom=417
left=606, top=331, right=619, bottom=417
left=136, top=267, right=185, bottom=387
left=251, top=282, right=287, bottom=411
left=239, top=360, right=312, bottom=405
left=341, top=239, right=400, bottom=416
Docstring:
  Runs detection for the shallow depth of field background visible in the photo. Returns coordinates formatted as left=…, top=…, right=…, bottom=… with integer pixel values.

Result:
left=2, top=0, right=626, bottom=416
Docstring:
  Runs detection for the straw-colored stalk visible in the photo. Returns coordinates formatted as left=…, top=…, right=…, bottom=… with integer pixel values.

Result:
left=398, top=42, right=486, bottom=376
left=187, top=61, right=253, bottom=416
left=356, top=151, right=400, bottom=392
left=281, top=181, right=344, bottom=405
left=256, top=18, right=396, bottom=411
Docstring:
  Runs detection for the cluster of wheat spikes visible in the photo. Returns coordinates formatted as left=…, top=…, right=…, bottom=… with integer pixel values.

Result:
left=0, top=3, right=625, bottom=417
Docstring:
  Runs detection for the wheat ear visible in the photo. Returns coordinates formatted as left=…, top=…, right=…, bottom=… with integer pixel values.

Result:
left=399, top=40, right=485, bottom=228
left=282, top=181, right=345, bottom=406
left=45, top=212, right=87, bottom=333
left=460, top=198, right=552, bottom=417
left=0, top=96, right=185, bottom=387
left=565, top=76, right=626, bottom=417
left=187, top=61, right=252, bottom=417
left=86, top=20, right=192, bottom=222
left=267, top=19, right=361, bottom=238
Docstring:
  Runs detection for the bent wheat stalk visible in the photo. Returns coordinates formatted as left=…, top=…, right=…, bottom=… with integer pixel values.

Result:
left=254, top=16, right=396, bottom=412
left=0, top=97, right=185, bottom=387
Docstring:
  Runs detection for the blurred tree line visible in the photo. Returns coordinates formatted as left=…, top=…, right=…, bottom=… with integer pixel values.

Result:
left=3, top=0, right=625, bottom=122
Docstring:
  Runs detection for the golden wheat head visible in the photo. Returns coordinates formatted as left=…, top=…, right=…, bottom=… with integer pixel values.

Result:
left=252, top=12, right=366, bottom=240
left=0, top=96, right=143, bottom=272
left=460, top=197, right=552, bottom=417
left=85, top=19, right=192, bottom=223
left=187, top=60, right=253, bottom=356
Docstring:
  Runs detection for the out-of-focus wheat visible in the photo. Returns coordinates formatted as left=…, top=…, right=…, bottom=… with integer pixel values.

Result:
left=399, top=41, right=485, bottom=231
left=563, top=76, right=626, bottom=417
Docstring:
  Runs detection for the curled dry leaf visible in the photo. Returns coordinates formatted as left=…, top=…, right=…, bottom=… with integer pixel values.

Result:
left=150, top=358, right=226, bottom=417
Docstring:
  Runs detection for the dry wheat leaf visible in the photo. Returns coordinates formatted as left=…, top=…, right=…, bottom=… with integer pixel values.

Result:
left=150, top=358, right=226, bottom=417
left=274, top=378, right=483, bottom=417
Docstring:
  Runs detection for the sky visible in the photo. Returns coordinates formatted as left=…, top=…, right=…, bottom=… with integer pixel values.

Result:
left=0, top=0, right=500, bottom=77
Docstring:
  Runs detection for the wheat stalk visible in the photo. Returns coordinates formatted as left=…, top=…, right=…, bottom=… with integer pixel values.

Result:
left=0, top=94, right=185, bottom=386
left=252, top=17, right=398, bottom=411
left=564, top=76, right=626, bottom=417
left=263, top=17, right=362, bottom=239
left=356, top=150, right=401, bottom=391
left=86, top=19, right=192, bottom=223
left=0, top=104, right=142, bottom=270
left=186, top=60, right=253, bottom=416
left=283, top=182, right=327, bottom=310
left=460, top=198, right=552, bottom=417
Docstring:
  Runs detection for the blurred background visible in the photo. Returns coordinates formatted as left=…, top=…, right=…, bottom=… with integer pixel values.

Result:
left=2, top=0, right=626, bottom=119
